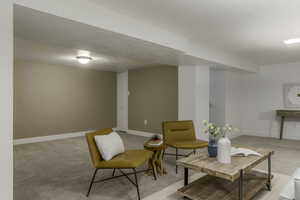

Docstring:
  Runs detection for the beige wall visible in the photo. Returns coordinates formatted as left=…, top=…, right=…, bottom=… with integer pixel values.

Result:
left=14, top=60, right=116, bottom=139
left=128, top=66, right=178, bottom=133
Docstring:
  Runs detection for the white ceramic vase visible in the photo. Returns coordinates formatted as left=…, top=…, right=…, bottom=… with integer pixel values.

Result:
left=217, top=135, right=231, bottom=164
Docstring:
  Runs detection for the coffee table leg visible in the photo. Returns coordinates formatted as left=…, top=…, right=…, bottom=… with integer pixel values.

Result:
left=267, top=153, right=272, bottom=191
left=184, top=168, right=189, bottom=186
left=239, top=170, right=244, bottom=200
left=280, top=116, right=285, bottom=140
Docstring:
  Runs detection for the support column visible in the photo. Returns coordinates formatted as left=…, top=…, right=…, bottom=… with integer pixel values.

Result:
left=117, top=71, right=128, bottom=130
left=178, top=65, right=210, bottom=140
left=0, top=1, right=13, bottom=199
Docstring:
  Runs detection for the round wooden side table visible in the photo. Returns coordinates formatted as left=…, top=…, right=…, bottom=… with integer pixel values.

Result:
left=144, top=139, right=167, bottom=178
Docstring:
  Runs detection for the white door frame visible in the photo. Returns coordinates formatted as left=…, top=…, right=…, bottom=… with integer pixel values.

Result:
left=0, top=1, right=13, bottom=199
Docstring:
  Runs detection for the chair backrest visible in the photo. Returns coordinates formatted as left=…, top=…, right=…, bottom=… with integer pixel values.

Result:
left=162, top=120, right=196, bottom=144
left=86, top=128, right=113, bottom=168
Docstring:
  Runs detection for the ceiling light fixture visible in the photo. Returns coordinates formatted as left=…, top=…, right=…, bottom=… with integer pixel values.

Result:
left=284, top=38, right=300, bottom=45
left=76, top=56, right=92, bottom=64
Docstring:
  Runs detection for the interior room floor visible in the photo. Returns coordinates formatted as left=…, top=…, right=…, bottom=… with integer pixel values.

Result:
left=14, top=134, right=300, bottom=200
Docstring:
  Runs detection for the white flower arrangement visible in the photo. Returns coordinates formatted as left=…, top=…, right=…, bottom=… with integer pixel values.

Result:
left=202, top=120, right=239, bottom=138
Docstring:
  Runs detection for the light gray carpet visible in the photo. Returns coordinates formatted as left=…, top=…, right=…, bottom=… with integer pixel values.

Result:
left=14, top=134, right=185, bottom=200
left=14, top=134, right=300, bottom=200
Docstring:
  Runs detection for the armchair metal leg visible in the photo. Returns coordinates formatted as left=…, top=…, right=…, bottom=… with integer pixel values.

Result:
left=86, top=169, right=98, bottom=197
left=176, top=148, right=178, bottom=174
left=112, top=168, right=116, bottom=177
left=133, top=168, right=141, bottom=200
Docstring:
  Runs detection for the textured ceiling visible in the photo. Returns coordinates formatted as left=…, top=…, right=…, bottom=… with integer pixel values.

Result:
left=14, top=6, right=186, bottom=72
left=91, top=0, right=300, bottom=66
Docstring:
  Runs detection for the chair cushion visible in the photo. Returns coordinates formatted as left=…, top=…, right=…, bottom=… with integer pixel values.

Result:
left=94, top=132, right=125, bottom=161
left=94, top=150, right=153, bottom=169
left=86, top=129, right=114, bottom=168
left=167, top=139, right=208, bottom=149
left=163, top=121, right=197, bottom=143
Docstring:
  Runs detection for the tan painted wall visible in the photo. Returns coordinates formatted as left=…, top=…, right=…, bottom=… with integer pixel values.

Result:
left=14, top=60, right=116, bottom=139
left=128, top=66, right=178, bottom=133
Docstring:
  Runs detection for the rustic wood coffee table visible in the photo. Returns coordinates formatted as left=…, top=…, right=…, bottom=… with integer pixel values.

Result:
left=176, top=147, right=274, bottom=200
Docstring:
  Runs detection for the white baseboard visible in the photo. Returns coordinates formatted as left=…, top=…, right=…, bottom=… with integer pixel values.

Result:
left=15, top=128, right=255, bottom=146
left=13, top=130, right=95, bottom=145
left=118, top=128, right=247, bottom=139
left=241, top=130, right=279, bottom=138
left=115, top=128, right=157, bottom=138
left=14, top=128, right=155, bottom=145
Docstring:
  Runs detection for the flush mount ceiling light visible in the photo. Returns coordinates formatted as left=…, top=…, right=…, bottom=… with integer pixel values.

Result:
left=76, top=56, right=92, bottom=64
left=284, top=38, right=300, bottom=45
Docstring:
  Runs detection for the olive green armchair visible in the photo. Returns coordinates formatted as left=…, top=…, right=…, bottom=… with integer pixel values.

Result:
left=85, top=128, right=155, bottom=200
left=162, top=120, right=208, bottom=173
